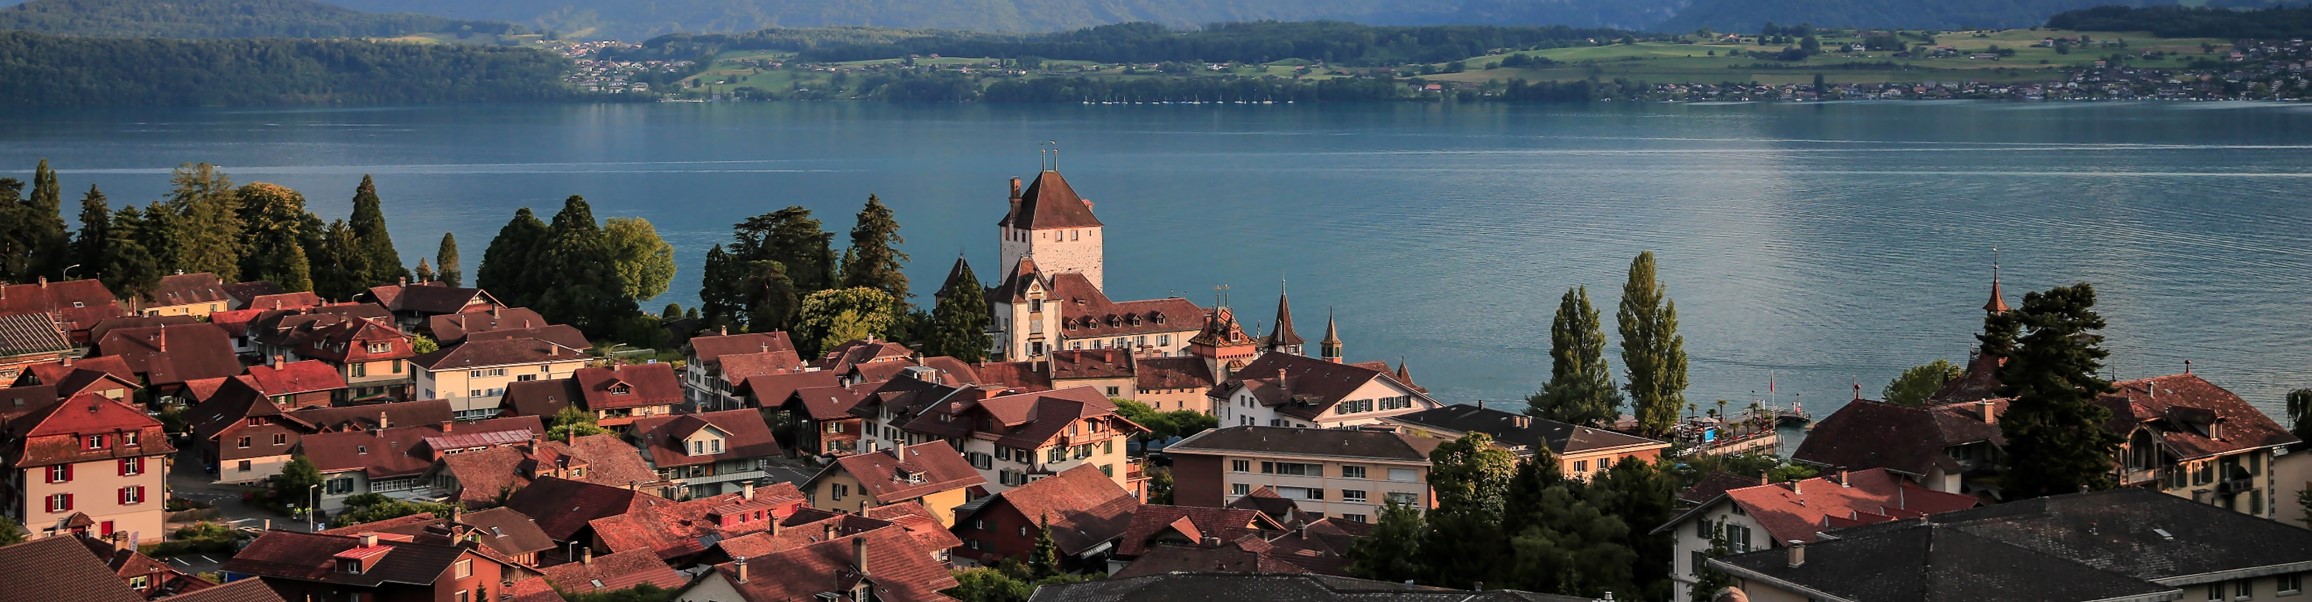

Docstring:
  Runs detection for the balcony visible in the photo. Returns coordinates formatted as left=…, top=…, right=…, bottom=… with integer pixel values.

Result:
left=2217, top=477, right=2256, bottom=495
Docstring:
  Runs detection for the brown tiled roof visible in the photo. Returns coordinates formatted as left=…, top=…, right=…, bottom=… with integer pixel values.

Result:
left=1111, top=541, right=1308, bottom=578
left=986, top=256, right=1042, bottom=306
left=0, top=278, right=119, bottom=317
left=714, top=350, right=806, bottom=386
left=463, top=326, right=590, bottom=352
left=0, top=536, right=148, bottom=602
left=5, top=393, right=174, bottom=468
left=539, top=549, right=686, bottom=593
left=76, top=534, right=210, bottom=597
left=221, top=531, right=491, bottom=587
left=1793, top=400, right=1998, bottom=477
left=508, top=577, right=567, bottom=602
left=92, top=323, right=242, bottom=386
left=366, top=284, right=493, bottom=315
left=144, top=273, right=229, bottom=308
left=998, top=170, right=1102, bottom=230
left=88, top=315, right=197, bottom=344
left=1048, top=349, right=1135, bottom=380
left=815, top=339, right=915, bottom=372
left=1927, top=352, right=2005, bottom=405
left=975, top=464, right=1138, bottom=556
left=687, top=332, right=797, bottom=368
left=588, top=485, right=804, bottom=560
left=712, top=527, right=960, bottom=602
left=0, top=384, right=59, bottom=426
left=426, top=307, right=547, bottom=343
left=629, top=409, right=783, bottom=468
left=573, top=363, right=680, bottom=411
left=823, top=442, right=988, bottom=502
left=411, top=337, right=581, bottom=371
left=1050, top=274, right=1203, bottom=339
left=1115, top=505, right=1278, bottom=557
left=744, top=372, right=846, bottom=415
left=501, top=477, right=671, bottom=542
left=287, top=399, right=453, bottom=432
left=723, top=512, right=894, bottom=558
left=437, top=435, right=659, bottom=508
left=1263, top=292, right=1304, bottom=349
left=972, top=361, right=1054, bottom=392
left=165, top=577, right=284, bottom=602
left=245, top=292, right=324, bottom=312
left=244, top=360, right=348, bottom=397
left=1167, top=426, right=1441, bottom=463
left=207, top=309, right=265, bottom=338
left=220, top=281, right=286, bottom=306
left=1386, top=404, right=1666, bottom=456
left=966, top=386, right=1136, bottom=449
left=1664, top=468, right=1979, bottom=545
left=2097, top=374, right=2297, bottom=460
left=300, top=416, right=541, bottom=479
left=782, top=382, right=877, bottom=423
left=1679, top=471, right=1765, bottom=506
left=294, top=317, right=413, bottom=366
left=321, top=507, right=554, bottom=560
left=859, top=501, right=966, bottom=554
left=499, top=379, right=581, bottom=419
left=22, top=355, right=136, bottom=391
left=1136, top=356, right=1215, bottom=391
left=1215, top=353, right=1427, bottom=421
left=0, top=310, right=71, bottom=358
left=1224, top=487, right=1318, bottom=527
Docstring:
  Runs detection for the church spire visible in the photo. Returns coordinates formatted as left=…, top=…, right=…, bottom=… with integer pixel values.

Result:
left=1320, top=307, right=1343, bottom=363
left=1265, top=280, right=1304, bottom=354
left=1984, top=250, right=2010, bottom=315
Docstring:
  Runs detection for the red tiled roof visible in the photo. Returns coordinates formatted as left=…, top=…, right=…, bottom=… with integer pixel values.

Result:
left=1698, top=468, right=1979, bottom=545
left=501, top=477, right=671, bottom=542
left=859, top=501, right=965, bottom=554
left=208, top=309, right=265, bottom=337
left=629, top=409, right=783, bottom=468
left=412, top=337, right=581, bottom=371
left=365, top=284, right=494, bottom=315
left=722, top=511, right=894, bottom=558
left=1047, top=349, right=1135, bottom=380
left=165, top=576, right=282, bottom=602
left=437, top=435, right=659, bottom=508
left=1795, top=400, right=2001, bottom=477
left=245, top=360, right=349, bottom=397
left=91, top=323, right=242, bottom=386
left=824, top=442, right=988, bottom=502
left=427, top=307, right=547, bottom=343
left=998, top=170, right=1102, bottom=230
left=815, top=339, right=914, bottom=372
left=0, top=536, right=147, bottom=602
left=322, top=507, right=554, bottom=560
left=0, top=278, right=119, bottom=318
left=499, top=379, right=581, bottom=419
left=1050, top=274, right=1203, bottom=339
left=300, top=416, right=541, bottom=479
left=973, top=464, right=1138, bottom=556
left=87, top=315, right=198, bottom=345
left=1112, top=541, right=1309, bottom=578
left=1115, top=505, right=1278, bottom=557
left=744, top=372, right=846, bottom=415
left=712, top=527, right=959, bottom=602
left=509, top=577, right=567, bottom=602
left=222, top=530, right=496, bottom=587
left=1216, top=353, right=1421, bottom=421
left=1137, top=356, right=1216, bottom=391
left=5, top=393, right=174, bottom=467
left=246, top=292, right=324, bottom=312
left=717, top=350, right=807, bottom=385
left=971, top=361, right=1054, bottom=392
left=687, top=332, right=798, bottom=368
left=2098, top=374, right=2297, bottom=460
left=588, top=485, right=804, bottom=560
left=539, top=549, right=687, bottom=593
left=0, top=384, right=59, bottom=426
left=461, top=326, right=590, bottom=354
left=287, top=399, right=454, bottom=433
left=966, top=386, right=1138, bottom=449
left=144, top=273, right=229, bottom=308
left=573, top=363, right=681, bottom=411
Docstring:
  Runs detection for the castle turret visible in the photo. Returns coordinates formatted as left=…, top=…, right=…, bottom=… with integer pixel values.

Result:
left=1263, top=283, right=1304, bottom=356
left=1319, top=308, right=1343, bottom=363
left=997, top=170, right=1104, bottom=290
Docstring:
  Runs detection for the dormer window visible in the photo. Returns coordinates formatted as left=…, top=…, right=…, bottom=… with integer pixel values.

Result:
left=610, top=383, right=631, bottom=396
left=339, top=559, right=362, bottom=574
left=85, top=435, right=107, bottom=450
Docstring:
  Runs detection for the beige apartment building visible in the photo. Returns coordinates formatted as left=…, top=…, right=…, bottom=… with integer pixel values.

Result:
left=2, top=394, right=174, bottom=543
left=1164, top=426, right=1439, bottom=524
left=412, top=337, right=589, bottom=419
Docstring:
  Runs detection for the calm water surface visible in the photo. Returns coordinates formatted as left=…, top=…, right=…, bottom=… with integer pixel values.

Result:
left=5, top=101, right=2311, bottom=418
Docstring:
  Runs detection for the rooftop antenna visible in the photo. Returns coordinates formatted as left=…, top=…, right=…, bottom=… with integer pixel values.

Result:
left=1214, top=284, right=1230, bottom=308
left=1040, top=140, right=1059, bottom=171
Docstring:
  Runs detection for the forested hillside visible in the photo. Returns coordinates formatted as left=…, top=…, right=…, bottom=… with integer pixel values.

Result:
left=2046, top=5, right=2312, bottom=38
left=0, top=32, right=575, bottom=107
left=627, top=21, right=1631, bottom=67
left=0, top=0, right=517, bottom=39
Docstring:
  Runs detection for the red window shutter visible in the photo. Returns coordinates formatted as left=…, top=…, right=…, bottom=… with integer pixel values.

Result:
left=62, top=463, right=72, bottom=482
left=118, top=488, right=128, bottom=505
left=62, top=493, right=74, bottom=511
left=138, top=486, right=147, bottom=503
left=119, top=459, right=130, bottom=476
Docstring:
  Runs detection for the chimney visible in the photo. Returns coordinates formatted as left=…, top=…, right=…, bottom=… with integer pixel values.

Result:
left=852, top=537, right=869, bottom=576
left=720, top=325, right=728, bottom=336
left=360, top=534, right=379, bottom=548
left=440, top=420, right=453, bottom=433
left=1980, top=400, right=1996, bottom=425
left=378, top=411, right=390, bottom=429
left=398, top=277, right=407, bottom=287
left=157, top=327, right=167, bottom=352
left=1838, top=470, right=1850, bottom=487
left=824, top=523, right=836, bottom=541
left=1010, top=177, right=1022, bottom=198
left=38, top=276, right=47, bottom=288
left=1786, top=542, right=1806, bottom=568
left=735, top=557, right=749, bottom=583
left=742, top=482, right=755, bottom=500
left=580, top=547, right=593, bottom=565
left=1791, top=480, right=1802, bottom=495
left=271, top=355, right=284, bottom=368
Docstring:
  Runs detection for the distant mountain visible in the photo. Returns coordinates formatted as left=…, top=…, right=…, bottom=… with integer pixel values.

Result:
left=0, top=0, right=516, bottom=39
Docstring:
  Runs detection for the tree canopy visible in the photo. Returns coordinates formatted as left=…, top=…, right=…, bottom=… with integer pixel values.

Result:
left=604, top=217, right=676, bottom=301
left=1619, top=251, right=1687, bottom=438
left=795, top=287, right=901, bottom=356
left=1988, top=283, right=2121, bottom=499
left=1883, top=359, right=1962, bottom=407
left=841, top=194, right=910, bottom=309
left=1529, top=286, right=1621, bottom=427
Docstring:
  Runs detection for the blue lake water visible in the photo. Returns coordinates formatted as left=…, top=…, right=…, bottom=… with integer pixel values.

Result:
left=6, top=101, right=2312, bottom=418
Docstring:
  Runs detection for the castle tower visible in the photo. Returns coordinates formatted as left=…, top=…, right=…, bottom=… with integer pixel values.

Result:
left=1263, top=283, right=1304, bottom=356
left=1319, top=308, right=1343, bottom=363
left=997, top=169, right=1105, bottom=290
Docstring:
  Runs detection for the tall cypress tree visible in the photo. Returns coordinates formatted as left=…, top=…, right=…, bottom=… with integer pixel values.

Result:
left=477, top=209, right=549, bottom=307
left=1619, top=251, right=1688, bottom=438
left=924, top=257, right=992, bottom=362
left=348, top=175, right=409, bottom=285
left=841, top=195, right=909, bottom=307
left=1991, top=283, right=2122, bottom=499
left=1528, top=286, right=1622, bottom=427
left=235, top=183, right=314, bottom=292
left=103, top=206, right=164, bottom=301
left=699, top=244, right=743, bottom=329
left=24, top=159, right=70, bottom=279
left=435, top=232, right=462, bottom=287
left=71, top=185, right=110, bottom=281
left=166, top=163, right=243, bottom=280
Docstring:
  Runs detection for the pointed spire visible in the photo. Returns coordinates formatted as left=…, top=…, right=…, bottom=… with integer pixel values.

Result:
left=1320, top=307, right=1343, bottom=363
left=1985, top=250, right=2010, bottom=314
left=939, top=255, right=978, bottom=296
left=1265, top=280, right=1305, bottom=352
left=1394, top=358, right=1413, bottom=386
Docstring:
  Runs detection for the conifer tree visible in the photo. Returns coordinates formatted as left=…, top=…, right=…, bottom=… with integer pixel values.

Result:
left=1990, top=283, right=2122, bottom=499
left=71, top=186, right=110, bottom=281
left=925, top=257, right=992, bottom=361
left=24, top=159, right=70, bottom=279
left=1029, top=515, right=1061, bottom=579
left=742, top=261, right=800, bottom=334
left=1620, top=251, right=1688, bottom=438
left=436, top=233, right=462, bottom=287
left=235, top=183, right=314, bottom=291
left=1529, top=286, right=1621, bottom=426
left=166, top=163, right=243, bottom=280
left=136, top=201, right=179, bottom=280
left=348, top=175, right=409, bottom=285
left=841, top=195, right=909, bottom=307
left=310, top=220, right=372, bottom=301
left=700, top=244, right=743, bottom=329
left=733, top=206, right=837, bottom=295
left=103, top=206, right=164, bottom=300
left=0, top=178, right=28, bottom=280
left=531, top=196, right=633, bottom=337
left=477, top=208, right=549, bottom=307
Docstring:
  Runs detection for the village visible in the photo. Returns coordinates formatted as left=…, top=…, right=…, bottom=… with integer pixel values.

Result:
left=5, top=165, right=2312, bottom=602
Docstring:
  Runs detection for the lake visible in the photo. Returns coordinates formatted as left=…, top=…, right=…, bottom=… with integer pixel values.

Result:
left=6, top=101, right=2312, bottom=418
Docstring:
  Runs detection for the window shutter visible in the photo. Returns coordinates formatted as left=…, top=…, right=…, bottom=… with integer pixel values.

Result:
left=119, top=459, right=130, bottom=476
left=62, top=493, right=74, bottom=511
left=118, top=487, right=128, bottom=505
left=62, top=463, right=73, bottom=482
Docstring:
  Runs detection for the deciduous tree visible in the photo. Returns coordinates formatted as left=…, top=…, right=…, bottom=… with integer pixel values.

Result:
left=794, top=287, right=899, bottom=356
left=1989, top=283, right=2121, bottom=499
left=1346, top=500, right=1426, bottom=582
left=1884, top=359, right=1962, bottom=407
left=1619, top=251, right=1688, bottom=438
left=604, top=217, right=675, bottom=301
left=1529, top=286, right=1621, bottom=427
left=732, top=206, right=837, bottom=294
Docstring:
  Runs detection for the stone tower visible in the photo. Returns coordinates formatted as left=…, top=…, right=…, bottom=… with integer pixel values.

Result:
left=997, top=170, right=1105, bottom=290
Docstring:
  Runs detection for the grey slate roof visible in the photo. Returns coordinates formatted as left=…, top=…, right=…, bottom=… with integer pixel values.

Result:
left=1385, top=404, right=1664, bottom=455
left=1715, top=523, right=2177, bottom=602
left=1166, top=426, right=1441, bottom=462
left=1026, top=573, right=1593, bottom=602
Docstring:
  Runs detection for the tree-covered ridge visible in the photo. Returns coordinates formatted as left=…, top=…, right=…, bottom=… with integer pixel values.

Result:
left=0, top=31, right=577, bottom=107
left=0, top=0, right=517, bottom=40
left=2047, top=5, right=2312, bottom=39
left=642, top=21, right=1633, bottom=67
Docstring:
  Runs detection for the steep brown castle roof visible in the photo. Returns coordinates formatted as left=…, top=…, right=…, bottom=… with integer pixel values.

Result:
left=998, top=170, right=1102, bottom=230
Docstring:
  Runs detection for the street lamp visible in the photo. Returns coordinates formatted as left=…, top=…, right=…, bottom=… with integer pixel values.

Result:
left=61, top=264, right=79, bottom=279
left=308, top=484, right=320, bottom=531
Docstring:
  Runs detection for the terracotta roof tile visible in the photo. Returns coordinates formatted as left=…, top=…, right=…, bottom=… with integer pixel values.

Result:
left=461, top=326, right=590, bottom=354
left=972, top=464, right=1138, bottom=556
left=501, top=477, right=670, bottom=542
left=222, top=531, right=498, bottom=587
left=588, top=486, right=804, bottom=560
left=91, top=323, right=242, bottom=386
left=712, top=527, right=959, bottom=602
left=244, top=360, right=349, bottom=397
left=499, top=379, right=581, bottom=419
left=823, top=442, right=988, bottom=502
left=5, top=393, right=174, bottom=467
left=509, top=577, right=567, bottom=602
left=539, top=549, right=686, bottom=593
left=0, top=279, right=119, bottom=317
left=0, top=536, right=150, bottom=602
left=437, top=435, right=658, bottom=508
left=300, top=416, right=540, bottom=479
left=427, top=307, right=547, bottom=343
left=365, top=284, right=494, bottom=315
left=1049, top=274, right=1203, bottom=339
left=143, top=273, right=230, bottom=308
left=1215, top=353, right=1427, bottom=421
left=1135, top=356, right=1214, bottom=391
left=1115, top=505, right=1277, bottom=557
left=815, top=339, right=915, bottom=372
left=245, top=292, right=324, bottom=312
left=966, top=386, right=1136, bottom=449
left=687, top=332, right=797, bottom=368
left=287, top=399, right=454, bottom=433
left=745, top=372, right=848, bottom=417
left=1672, top=468, right=1979, bottom=545
left=859, top=501, right=965, bottom=553
left=998, top=170, right=1102, bottom=230
left=573, top=364, right=681, bottom=411
left=164, top=577, right=284, bottom=602
left=629, top=409, right=782, bottom=468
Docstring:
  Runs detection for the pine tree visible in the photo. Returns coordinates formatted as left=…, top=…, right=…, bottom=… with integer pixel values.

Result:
left=235, top=183, right=314, bottom=291
left=71, top=185, right=110, bottom=282
left=1529, top=286, right=1622, bottom=427
left=1620, top=251, right=1688, bottom=438
left=925, top=257, right=992, bottom=361
left=1029, top=515, right=1061, bottom=579
left=310, top=220, right=373, bottom=301
left=841, top=195, right=909, bottom=307
left=137, top=201, right=179, bottom=277
left=0, top=178, right=28, bottom=279
left=414, top=258, right=435, bottom=283
left=1991, top=283, right=2122, bottom=499
left=24, top=159, right=70, bottom=279
left=742, top=261, right=800, bottom=334
left=435, top=232, right=462, bottom=287
left=166, top=163, right=244, bottom=280
left=348, top=175, right=409, bottom=285
left=699, top=244, right=743, bottom=330
left=531, top=196, right=633, bottom=337
left=103, top=206, right=164, bottom=301
left=477, top=208, right=549, bottom=307
left=733, top=206, right=837, bottom=294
